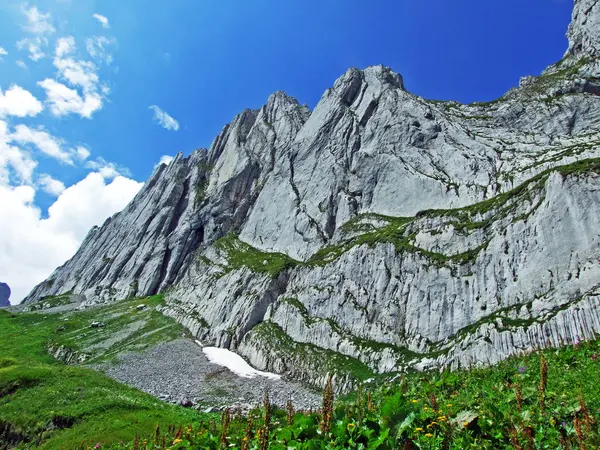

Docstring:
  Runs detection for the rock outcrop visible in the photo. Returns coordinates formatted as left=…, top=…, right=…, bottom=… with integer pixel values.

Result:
left=24, top=0, right=600, bottom=389
left=0, top=282, right=10, bottom=308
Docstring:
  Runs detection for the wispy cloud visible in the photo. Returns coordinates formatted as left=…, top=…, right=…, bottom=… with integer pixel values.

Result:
left=16, top=60, right=27, bottom=70
left=0, top=47, right=7, bottom=59
left=75, top=146, right=90, bottom=161
left=10, top=125, right=74, bottom=165
left=37, top=37, right=109, bottom=119
left=85, top=157, right=132, bottom=179
left=38, top=174, right=66, bottom=196
left=86, top=36, right=116, bottom=64
left=149, top=105, right=179, bottom=131
left=22, top=6, right=55, bottom=35
left=55, top=36, right=75, bottom=58
left=92, top=13, right=110, bottom=29
left=17, top=6, right=55, bottom=61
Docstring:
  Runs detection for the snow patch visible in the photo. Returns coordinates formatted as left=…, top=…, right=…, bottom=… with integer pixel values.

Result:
left=201, top=346, right=281, bottom=379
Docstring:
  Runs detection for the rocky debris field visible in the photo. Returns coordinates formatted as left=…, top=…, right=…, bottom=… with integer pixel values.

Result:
left=95, top=339, right=322, bottom=412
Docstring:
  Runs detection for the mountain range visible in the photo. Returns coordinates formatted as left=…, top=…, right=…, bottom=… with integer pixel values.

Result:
left=24, top=0, right=600, bottom=390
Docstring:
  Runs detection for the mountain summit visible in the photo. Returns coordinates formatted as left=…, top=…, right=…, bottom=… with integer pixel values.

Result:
left=24, top=0, right=600, bottom=387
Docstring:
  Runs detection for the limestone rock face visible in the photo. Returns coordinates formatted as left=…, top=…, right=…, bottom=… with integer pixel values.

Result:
left=23, top=0, right=600, bottom=389
left=567, top=0, right=600, bottom=59
left=0, top=282, right=10, bottom=307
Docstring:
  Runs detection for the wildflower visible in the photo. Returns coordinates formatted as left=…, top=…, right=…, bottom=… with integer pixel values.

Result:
left=411, top=399, right=418, bottom=403
left=446, top=403, right=452, bottom=407
left=562, top=422, right=567, bottom=427
left=518, top=365, right=527, bottom=374
left=95, top=444, right=101, bottom=450
left=437, top=416, right=447, bottom=421
left=539, top=355, right=548, bottom=414
left=427, top=422, right=437, bottom=428
left=415, top=427, right=424, bottom=432
left=425, top=433, right=434, bottom=438
left=463, top=421, right=470, bottom=427
left=591, top=353, right=598, bottom=361
left=347, top=423, right=356, bottom=430
left=173, top=438, right=182, bottom=444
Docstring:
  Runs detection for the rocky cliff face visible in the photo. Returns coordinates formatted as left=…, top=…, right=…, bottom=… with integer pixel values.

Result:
left=25, top=1, right=600, bottom=389
left=0, top=282, right=10, bottom=308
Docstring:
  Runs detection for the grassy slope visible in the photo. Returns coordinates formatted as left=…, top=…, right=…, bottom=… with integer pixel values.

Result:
left=0, top=300, right=213, bottom=450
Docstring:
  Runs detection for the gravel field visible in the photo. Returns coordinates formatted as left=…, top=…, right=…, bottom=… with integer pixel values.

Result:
left=95, top=339, right=322, bottom=412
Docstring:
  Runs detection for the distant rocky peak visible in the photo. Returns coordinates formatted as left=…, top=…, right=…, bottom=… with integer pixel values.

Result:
left=567, top=0, right=600, bottom=59
left=0, top=282, right=11, bottom=308
left=332, top=65, right=405, bottom=105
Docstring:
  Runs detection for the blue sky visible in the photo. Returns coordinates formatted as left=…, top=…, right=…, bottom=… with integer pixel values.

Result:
left=0, top=0, right=574, bottom=302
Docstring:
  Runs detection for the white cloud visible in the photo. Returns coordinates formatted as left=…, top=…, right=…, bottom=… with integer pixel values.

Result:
left=0, top=173, right=143, bottom=303
left=38, top=78, right=102, bottom=119
left=38, top=174, right=65, bottom=196
left=149, top=105, right=179, bottom=131
left=17, top=6, right=55, bottom=61
left=75, top=146, right=91, bottom=161
left=37, top=37, right=109, bottom=118
left=10, top=125, right=73, bottom=165
left=0, top=85, right=43, bottom=118
left=92, top=13, right=110, bottom=29
left=86, top=36, right=116, bottom=64
left=54, top=54, right=99, bottom=92
left=23, top=6, right=55, bottom=35
left=55, top=36, right=75, bottom=58
left=0, top=121, right=37, bottom=184
left=16, top=60, right=28, bottom=70
left=0, top=47, right=7, bottom=59
left=85, top=157, right=131, bottom=179
left=16, top=38, right=46, bottom=61
left=158, top=155, right=175, bottom=166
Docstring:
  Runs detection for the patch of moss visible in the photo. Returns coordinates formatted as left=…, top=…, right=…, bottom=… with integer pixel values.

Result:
left=215, top=233, right=299, bottom=278
left=251, top=321, right=374, bottom=382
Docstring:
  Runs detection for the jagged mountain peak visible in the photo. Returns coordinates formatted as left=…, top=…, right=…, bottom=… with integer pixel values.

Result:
left=567, top=0, right=600, bottom=58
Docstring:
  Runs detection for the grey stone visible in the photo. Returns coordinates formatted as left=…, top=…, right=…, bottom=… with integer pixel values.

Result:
left=22, top=0, right=600, bottom=390
left=0, top=282, right=11, bottom=308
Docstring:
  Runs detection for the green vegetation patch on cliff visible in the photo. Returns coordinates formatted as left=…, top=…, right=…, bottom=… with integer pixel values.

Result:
left=215, top=233, right=299, bottom=278
left=250, top=321, right=374, bottom=383
left=206, top=159, right=600, bottom=275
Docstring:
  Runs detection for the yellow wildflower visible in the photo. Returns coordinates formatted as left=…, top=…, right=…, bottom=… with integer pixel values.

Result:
left=446, top=404, right=452, bottom=407
left=425, top=433, right=434, bottom=438
left=415, top=427, right=424, bottom=432
left=427, top=422, right=437, bottom=428
left=437, top=416, right=447, bottom=421
left=411, top=399, right=418, bottom=403
left=173, top=438, right=183, bottom=444
left=463, top=421, right=470, bottom=427
left=347, top=423, right=356, bottom=430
